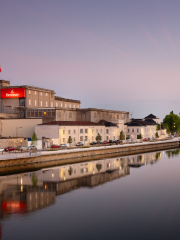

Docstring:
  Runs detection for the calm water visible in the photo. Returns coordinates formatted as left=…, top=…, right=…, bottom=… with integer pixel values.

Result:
left=0, top=149, right=180, bottom=240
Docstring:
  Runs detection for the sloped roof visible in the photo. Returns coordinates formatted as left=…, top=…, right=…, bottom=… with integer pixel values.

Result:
left=144, top=114, right=158, bottom=119
left=98, top=120, right=117, bottom=127
left=39, top=121, right=103, bottom=126
left=125, top=120, right=156, bottom=126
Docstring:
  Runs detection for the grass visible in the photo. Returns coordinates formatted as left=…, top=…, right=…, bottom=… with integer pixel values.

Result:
left=48, top=149, right=58, bottom=151
left=81, top=146, right=90, bottom=148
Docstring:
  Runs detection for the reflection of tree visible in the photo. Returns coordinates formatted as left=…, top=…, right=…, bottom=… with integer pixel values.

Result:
left=96, top=164, right=102, bottom=172
left=137, top=155, right=142, bottom=162
left=68, top=167, right=73, bottom=175
left=166, top=149, right=180, bottom=158
left=156, top=152, right=161, bottom=160
left=32, top=173, right=38, bottom=188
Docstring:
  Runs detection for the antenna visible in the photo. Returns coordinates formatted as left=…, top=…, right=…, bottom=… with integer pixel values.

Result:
left=130, top=112, right=133, bottom=119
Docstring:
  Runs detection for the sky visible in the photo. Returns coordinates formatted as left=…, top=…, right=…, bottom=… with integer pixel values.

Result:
left=0, top=0, right=180, bottom=120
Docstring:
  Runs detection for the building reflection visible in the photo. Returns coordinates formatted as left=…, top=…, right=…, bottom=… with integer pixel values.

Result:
left=0, top=151, right=162, bottom=220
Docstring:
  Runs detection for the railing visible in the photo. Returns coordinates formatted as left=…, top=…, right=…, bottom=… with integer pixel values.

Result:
left=0, top=152, right=41, bottom=160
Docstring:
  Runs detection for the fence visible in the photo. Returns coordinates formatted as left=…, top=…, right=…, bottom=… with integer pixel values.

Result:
left=0, top=151, right=42, bottom=160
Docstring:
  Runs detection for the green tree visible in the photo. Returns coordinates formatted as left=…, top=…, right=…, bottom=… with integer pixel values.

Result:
left=67, top=136, right=72, bottom=146
left=68, top=167, right=73, bottom=175
left=96, top=133, right=102, bottom=142
left=163, top=112, right=180, bottom=133
left=96, top=164, right=102, bottom=172
left=31, top=132, right=38, bottom=146
left=155, top=132, right=159, bottom=138
left=120, top=130, right=125, bottom=140
left=137, top=134, right=142, bottom=139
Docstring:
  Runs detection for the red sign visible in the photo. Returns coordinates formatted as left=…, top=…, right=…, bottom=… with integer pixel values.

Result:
left=0, top=88, right=26, bottom=98
left=1, top=201, right=27, bottom=214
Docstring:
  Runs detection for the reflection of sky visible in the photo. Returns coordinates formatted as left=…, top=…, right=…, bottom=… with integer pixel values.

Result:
left=1, top=149, right=180, bottom=239
left=1, top=0, right=180, bottom=119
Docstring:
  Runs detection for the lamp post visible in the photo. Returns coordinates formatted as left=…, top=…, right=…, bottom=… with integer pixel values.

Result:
left=16, top=127, right=22, bottom=137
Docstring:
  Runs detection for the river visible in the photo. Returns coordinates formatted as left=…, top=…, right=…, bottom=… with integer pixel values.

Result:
left=0, top=149, right=179, bottom=239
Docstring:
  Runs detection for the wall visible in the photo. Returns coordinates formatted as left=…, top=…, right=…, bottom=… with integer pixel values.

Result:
left=28, top=139, right=42, bottom=149
left=35, top=125, right=59, bottom=140
left=0, top=118, right=42, bottom=138
left=0, top=137, right=27, bottom=148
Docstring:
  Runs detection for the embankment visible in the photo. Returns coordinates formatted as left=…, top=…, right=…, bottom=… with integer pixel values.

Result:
left=0, top=139, right=179, bottom=174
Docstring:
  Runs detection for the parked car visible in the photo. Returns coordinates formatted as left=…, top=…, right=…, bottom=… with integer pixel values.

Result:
left=76, top=142, right=84, bottom=146
left=143, top=138, right=148, bottom=141
left=116, top=140, right=121, bottom=143
left=4, top=147, right=15, bottom=151
left=98, top=141, right=103, bottom=144
left=90, top=141, right=97, bottom=145
left=29, top=145, right=37, bottom=150
left=112, top=140, right=116, bottom=143
left=0, top=148, right=4, bottom=152
left=109, top=140, right=113, bottom=143
left=18, top=146, right=29, bottom=151
left=61, top=144, right=69, bottom=147
left=127, top=139, right=131, bottom=143
left=103, top=141, right=109, bottom=144
left=51, top=144, right=60, bottom=148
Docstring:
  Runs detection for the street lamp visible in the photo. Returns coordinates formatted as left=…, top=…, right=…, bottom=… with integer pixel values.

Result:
left=16, top=127, right=22, bottom=137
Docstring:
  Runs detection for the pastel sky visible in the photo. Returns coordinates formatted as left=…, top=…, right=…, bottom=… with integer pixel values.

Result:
left=1, top=0, right=180, bottom=120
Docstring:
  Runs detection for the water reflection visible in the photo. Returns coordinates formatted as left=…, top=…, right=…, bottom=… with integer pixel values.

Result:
left=0, top=150, right=164, bottom=223
left=166, top=149, right=180, bottom=158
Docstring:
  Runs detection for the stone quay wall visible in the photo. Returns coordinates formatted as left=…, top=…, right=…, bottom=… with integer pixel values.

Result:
left=0, top=138, right=27, bottom=149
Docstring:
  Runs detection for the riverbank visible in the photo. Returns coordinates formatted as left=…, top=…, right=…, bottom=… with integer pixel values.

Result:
left=0, top=138, right=179, bottom=170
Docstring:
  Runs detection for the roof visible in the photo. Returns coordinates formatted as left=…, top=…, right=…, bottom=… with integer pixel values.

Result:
left=39, top=121, right=103, bottom=126
left=145, top=119, right=158, bottom=124
left=125, top=120, right=156, bottom=127
left=144, top=114, right=158, bottom=119
left=98, top=120, right=117, bottom=127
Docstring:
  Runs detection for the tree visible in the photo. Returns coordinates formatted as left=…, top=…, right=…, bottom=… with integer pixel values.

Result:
left=137, top=134, right=142, bottom=139
left=120, top=130, right=125, bottom=140
left=31, top=173, right=38, bottom=188
left=155, top=132, right=159, bottom=138
left=96, top=133, right=102, bottom=142
left=163, top=112, right=180, bottom=133
left=31, top=132, right=38, bottom=146
left=96, top=164, right=102, bottom=172
left=67, top=136, right=72, bottom=146
left=68, top=167, right=73, bottom=175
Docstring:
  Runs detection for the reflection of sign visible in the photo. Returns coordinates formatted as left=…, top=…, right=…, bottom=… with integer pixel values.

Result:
left=1, top=201, right=27, bottom=214
left=1, top=88, right=26, bottom=98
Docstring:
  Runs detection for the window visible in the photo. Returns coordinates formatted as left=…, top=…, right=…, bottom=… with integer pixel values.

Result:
left=106, top=129, right=109, bottom=134
left=92, top=136, right=94, bottom=140
left=74, top=137, right=76, bottom=142
left=85, top=129, right=88, bottom=134
left=106, top=136, right=109, bottom=140
left=51, top=102, right=53, bottom=107
left=46, top=102, right=48, bottom=107
left=69, top=112, right=72, bottom=118
left=74, top=169, right=76, bottom=174
left=137, top=129, right=139, bottom=133
left=92, top=129, right=94, bottom=134
left=65, top=104, right=67, bottom=108
left=56, top=103, right=58, bottom=107
left=35, top=100, right=37, bottom=106
left=61, top=103, right=62, bottom=107
left=46, top=93, right=48, bottom=97
left=63, top=138, right=65, bottom=142
left=85, top=136, right=88, bottom=141
left=68, top=130, right=71, bottom=134
left=113, top=136, right=115, bottom=140
left=132, top=129, right=134, bottom=133
left=117, top=115, right=119, bottom=119
left=80, top=129, right=83, bottom=134
left=74, top=130, right=76, bottom=134
left=96, top=129, right=98, bottom=133
left=80, top=136, right=83, bottom=141
left=35, top=91, right=37, bottom=95
left=80, top=169, right=83, bottom=174
left=128, top=129, right=130, bottom=133
left=100, top=129, right=102, bottom=133
left=63, top=130, right=65, bottom=135
left=29, top=99, right=31, bottom=105
left=29, top=90, right=31, bottom=94
left=40, top=92, right=42, bottom=96
left=40, top=101, right=42, bottom=107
